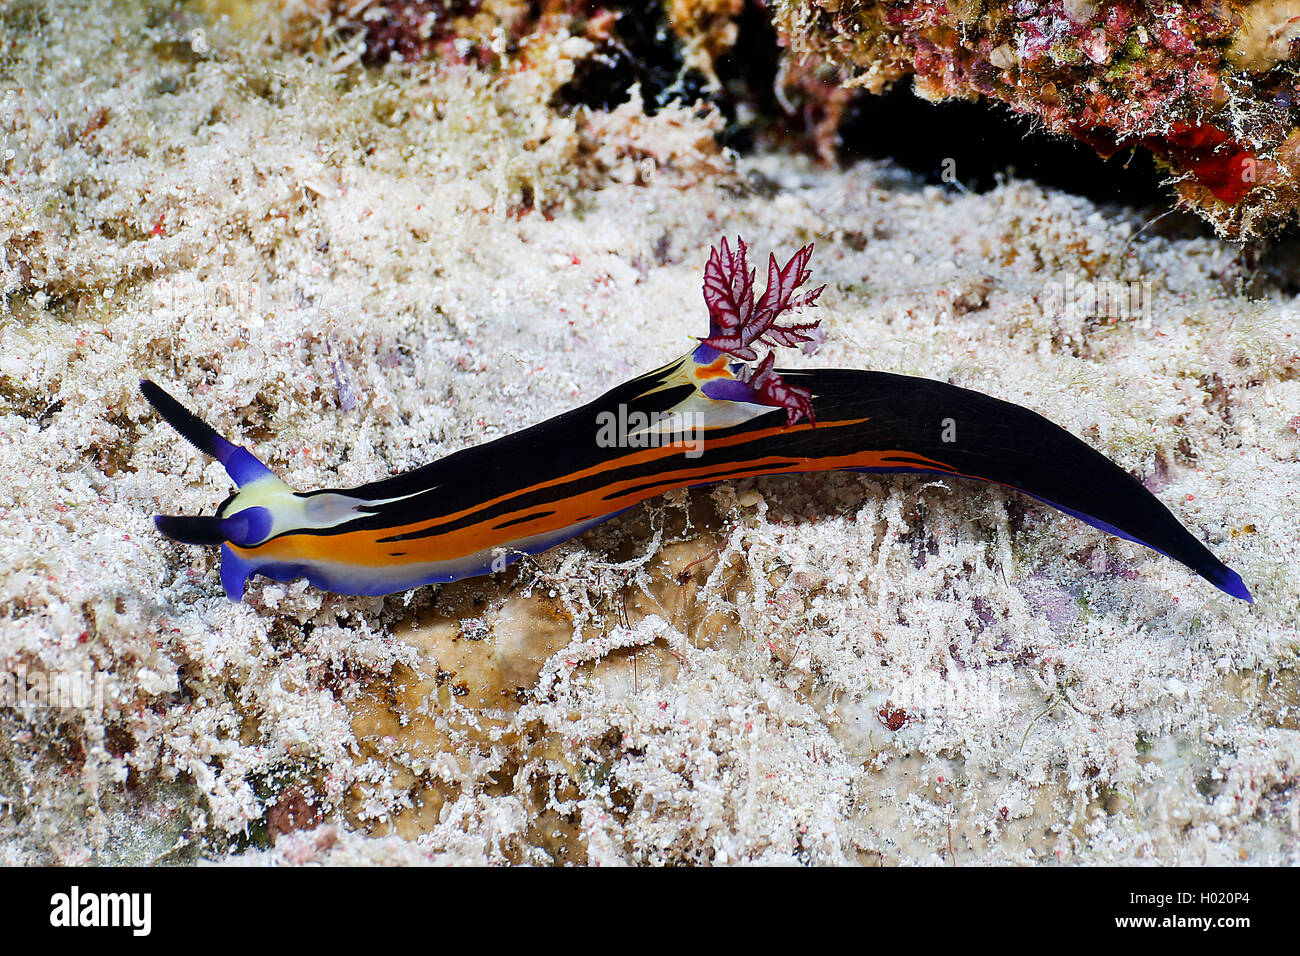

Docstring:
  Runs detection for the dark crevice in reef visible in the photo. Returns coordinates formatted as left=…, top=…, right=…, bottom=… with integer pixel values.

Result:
left=1241, top=238, right=1300, bottom=297
left=329, top=3, right=1292, bottom=252
left=551, top=0, right=793, bottom=154
left=711, top=0, right=784, bottom=153
left=836, top=84, right=1201, bottom=219
left=553, top=2, right=711, bottom=115
left=552, top=4, right=1218, bottom=238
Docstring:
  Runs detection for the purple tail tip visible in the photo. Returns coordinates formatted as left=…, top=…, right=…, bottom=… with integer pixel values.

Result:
left=1214, top=567, right=1254, bottom=604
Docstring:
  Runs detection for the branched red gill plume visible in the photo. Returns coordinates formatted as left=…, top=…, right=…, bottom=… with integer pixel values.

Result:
left=700, top=236, right=826, bottom=425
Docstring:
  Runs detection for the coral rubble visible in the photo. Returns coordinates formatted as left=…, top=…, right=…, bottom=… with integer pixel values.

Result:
left=1, top=0, right=1296, bottom=866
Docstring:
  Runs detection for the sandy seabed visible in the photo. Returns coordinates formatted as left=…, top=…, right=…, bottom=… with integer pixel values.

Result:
left=0, top=1, right=1297, bottom=865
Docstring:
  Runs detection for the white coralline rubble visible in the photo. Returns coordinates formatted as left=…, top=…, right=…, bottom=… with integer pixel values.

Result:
left=0, top=0, right=1296, bottom=865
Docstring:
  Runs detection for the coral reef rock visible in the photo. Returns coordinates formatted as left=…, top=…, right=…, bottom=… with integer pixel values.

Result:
left=774, top=0, right=1300, bottom=238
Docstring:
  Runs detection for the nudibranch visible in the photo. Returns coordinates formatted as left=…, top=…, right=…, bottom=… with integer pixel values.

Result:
left=143, top=237, right=1252, bottom=603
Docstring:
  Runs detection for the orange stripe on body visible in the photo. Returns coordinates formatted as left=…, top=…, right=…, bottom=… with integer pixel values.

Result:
left=352, top=416, right=869, bottom=546
left=233, top=434, right=955, bottom=569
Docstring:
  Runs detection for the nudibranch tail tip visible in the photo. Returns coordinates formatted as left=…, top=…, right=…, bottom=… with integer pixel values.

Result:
left=1215, top=567, right=1254, bottom=604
